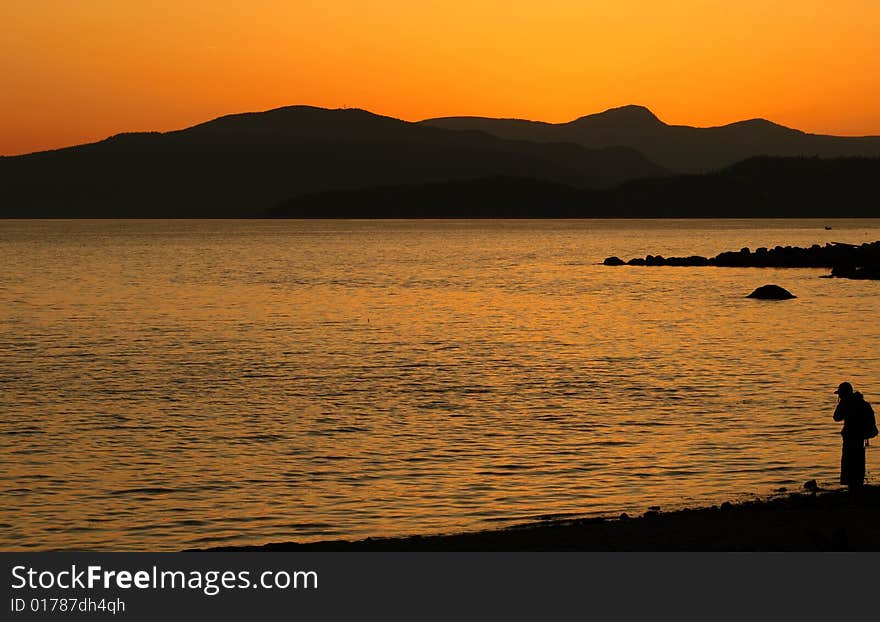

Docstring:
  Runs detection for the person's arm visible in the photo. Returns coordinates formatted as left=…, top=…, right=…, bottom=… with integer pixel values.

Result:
left=833, top=401, right=846, bottom=421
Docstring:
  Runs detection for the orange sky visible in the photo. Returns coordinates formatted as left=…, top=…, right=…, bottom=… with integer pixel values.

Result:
left=2, top=1, right=879, bottom=155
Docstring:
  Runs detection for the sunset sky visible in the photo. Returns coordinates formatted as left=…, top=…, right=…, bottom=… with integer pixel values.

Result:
left=3, top=1, right=879, bottom=155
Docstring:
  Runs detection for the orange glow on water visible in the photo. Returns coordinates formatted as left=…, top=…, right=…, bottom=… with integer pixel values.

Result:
left=3, top=219, right=880, bottom=550
left=2, top=1, right=879, bottom=155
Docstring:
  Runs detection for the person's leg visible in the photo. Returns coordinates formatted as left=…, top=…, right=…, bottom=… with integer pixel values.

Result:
left=843, top=440, right=865, bottom=492
left=854, top=443, right=866, bottom=487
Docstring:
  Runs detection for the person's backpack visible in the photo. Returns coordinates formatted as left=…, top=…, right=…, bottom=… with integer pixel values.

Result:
left=864, top=401, right=879, bottom=440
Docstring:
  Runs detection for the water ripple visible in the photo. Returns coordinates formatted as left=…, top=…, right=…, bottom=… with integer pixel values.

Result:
left=1, top=218, right=879, bottom=550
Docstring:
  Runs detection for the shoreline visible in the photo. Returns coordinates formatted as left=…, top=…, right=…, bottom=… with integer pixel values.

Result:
left=200, top=483, right=880, bottom=552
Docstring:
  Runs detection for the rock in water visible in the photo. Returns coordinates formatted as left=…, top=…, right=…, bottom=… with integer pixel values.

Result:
left=603, top=256, right=625, bottom=266
left=746, top=284, right=796, bottom=300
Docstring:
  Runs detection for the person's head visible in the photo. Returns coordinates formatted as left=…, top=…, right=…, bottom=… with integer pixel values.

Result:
left=834, top=382, right=854, bottom=398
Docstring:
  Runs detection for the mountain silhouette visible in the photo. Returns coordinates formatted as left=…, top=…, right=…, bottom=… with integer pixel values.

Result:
left=422, top=105, right=880, bottom=173
left=604, top=156, right=880, bottom=217
left=0, top=106, right=665, bottom=217
left=271, top=157, right=880, bottom=218
left=270, top=176, right=586, bottom=218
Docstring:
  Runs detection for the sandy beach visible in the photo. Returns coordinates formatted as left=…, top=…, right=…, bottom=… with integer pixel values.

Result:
left=204, top=484, right=880, bottom=552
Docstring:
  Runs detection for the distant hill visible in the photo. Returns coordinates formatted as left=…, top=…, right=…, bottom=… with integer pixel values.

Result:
left=270, top=177, right=588, bottom=218
left=271, top=157, right=880, bottom=218
left=604, top=156, right=880, bottom=217
left=0, top=106, right=665, bottom=217
left=422, top=105, right=880, bottom=174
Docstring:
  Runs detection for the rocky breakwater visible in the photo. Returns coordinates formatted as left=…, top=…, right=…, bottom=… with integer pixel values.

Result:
left=603, top=241, right=880, bottom=279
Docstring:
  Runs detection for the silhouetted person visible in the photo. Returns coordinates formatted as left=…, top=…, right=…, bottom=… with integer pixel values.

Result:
left=832, top=382, right=877, bottom=490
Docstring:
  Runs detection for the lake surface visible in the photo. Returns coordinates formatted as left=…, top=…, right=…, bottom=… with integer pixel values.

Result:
left=2, top=219, right=879, bottom=551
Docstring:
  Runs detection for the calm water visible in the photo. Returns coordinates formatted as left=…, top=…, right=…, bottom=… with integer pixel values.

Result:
left=2, top=219, right=879, bottom=551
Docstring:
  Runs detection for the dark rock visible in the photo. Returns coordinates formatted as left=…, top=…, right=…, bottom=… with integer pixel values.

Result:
left=831, top=264, right=880, bottom=280
left=666, top=255, right=709, bottom=266
left=643, top=510, right=660, bottom=519
left=747, top=284, right=796, bottom=299
left=720, top=501, right=733, bottom=511
left=775, top=487, right=788, bottom=493
left=687, top=255, right=710, bottom=266
left=603, top=256, right=625, bottom=266
left=804, top=479, right=819, bottom=491
left=648, top=505, right=661, bottom=511
left=618, top=513, right=630, bottom=520
left=607, top=239, right=880, bottom=280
